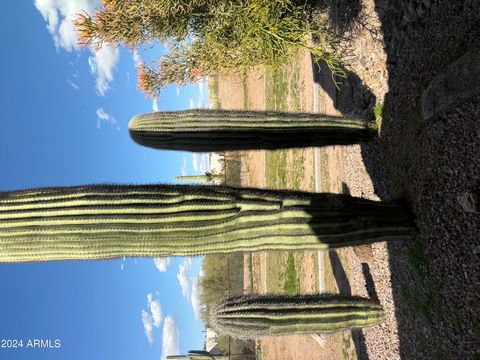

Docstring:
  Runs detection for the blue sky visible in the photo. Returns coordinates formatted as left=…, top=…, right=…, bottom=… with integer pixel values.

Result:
left=0, top=1, right=209, bottom=359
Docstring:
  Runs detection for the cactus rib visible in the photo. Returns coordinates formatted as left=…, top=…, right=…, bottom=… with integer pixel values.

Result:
left=0, top=184, right=415, bottom=262
left=128, top=109, right=376, bottom=152
left=210, top=294, right=385, bottom=339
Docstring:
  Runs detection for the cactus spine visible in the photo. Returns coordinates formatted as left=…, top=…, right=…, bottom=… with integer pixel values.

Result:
left=211, top=294, right=385, bottom=339
left=0, top=184, right=415, bottom=262
left=128, top=109, right=376, bottom=152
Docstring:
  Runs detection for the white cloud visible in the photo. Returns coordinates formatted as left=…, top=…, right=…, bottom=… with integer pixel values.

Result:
left=190, top=279, right=202, bottom=320
left=88, top=45, right=120, bottom=96
left=150, top=300, right=162, bottom=328
left=177, top=258, right=192, bottom=299
left=142, top=292, right=163, bottom=344
left=189, top=98, right=195, bottom=109
left=141, top=310, right=154, bottom=345
left=161, top=317, right=180, bottom=360
left=176, top=86, right=181, bottom=97
left=96, top=108, right=119, bottom=129
left=126, top=72, right=131, bottom=89
left=177, top=258, right=202, bottom=319
left=153, top=257, right=170, bottom=272
left=132, top=49, right=142, bottom=65
left=152, top=97, right=159, bottom=112
left=67, top=78, right=79, bottom=90
left=181, top=157, right=187, bottom=176
left=146, top=293, right=163, bottom=328
left=34, top=0, right=120, bottom=96
left=192, top=153, right=208, bottom=173
left=198, top=79, right=206, bottom=109
left=34, top=0, right=96, bottom=51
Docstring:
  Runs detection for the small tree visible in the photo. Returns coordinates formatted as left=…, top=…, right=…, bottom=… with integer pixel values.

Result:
left=74, top=0, right=343, bottom=98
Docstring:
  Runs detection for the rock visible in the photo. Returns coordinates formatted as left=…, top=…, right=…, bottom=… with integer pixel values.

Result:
left=416, top=3, right=426, bottom=17
left=422, top=47, right=480, bottom=121
left=456, top=192, right=478, bottom=213
left=422, top=0, right=431, bottom=8
left=353, top=244, right=374, bottom=262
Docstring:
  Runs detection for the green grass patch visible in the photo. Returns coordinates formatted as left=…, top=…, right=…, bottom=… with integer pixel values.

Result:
left=342, top=332, right=356, bottom=360
left=399, top=284, right=434, bottom=328
left=289, top=149, right=305, bottom=189
left=290, top=62, right=302, bottom=111
left=283, top=253, right=300, bottom=294
left=266, top=150, right=288, bottom=188
left=373, top=103, right=384, bottom=119
left=264, top=67, right=289, bottom=111
left=407, top=238, right=429, bottom=279
left=319, top=148, right=330, bottom=192
left=266, top=252, right=287, bottom=292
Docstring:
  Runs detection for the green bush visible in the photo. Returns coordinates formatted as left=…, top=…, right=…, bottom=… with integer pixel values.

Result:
left=75, top=0, right=344, bottom=98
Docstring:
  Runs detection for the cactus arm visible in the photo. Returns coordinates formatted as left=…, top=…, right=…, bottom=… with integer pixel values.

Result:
left=129, top=109, right=376, bottom=152
left=210, top=294, right=386, bottom=338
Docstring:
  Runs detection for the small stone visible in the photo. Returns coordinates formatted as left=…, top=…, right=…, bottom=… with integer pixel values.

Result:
left=456, top=192, right=478, bottom=213
left=417, top=4, right=426, bottom=17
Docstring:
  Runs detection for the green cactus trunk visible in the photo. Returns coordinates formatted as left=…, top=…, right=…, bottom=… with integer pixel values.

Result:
left=128, top=109, right=376, bottom=152
left=0, top=184, right=415, bottom=262
left=211, top=294, right=385, bottom=339
left=175, top=174, right=223, bottom=183
left=176, top=175, right=211, bottom=183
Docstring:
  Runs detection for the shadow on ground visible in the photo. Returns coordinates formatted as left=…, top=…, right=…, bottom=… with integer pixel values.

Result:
left=312, top=57, right=376, bottom=119
left=307, top=0, right=364, bottom=35
left=329, top=250, right=377, bottom=360
left=315, top=1, right=480, bottom=358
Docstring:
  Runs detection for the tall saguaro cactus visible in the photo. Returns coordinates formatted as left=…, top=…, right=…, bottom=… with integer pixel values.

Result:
left=175, top=173, right=223, bottom=183
left=128, top=109, right=376, bottom=152
left=0, top=184, right=415, bottom=262
left=211, top=294, right=385, bottom=338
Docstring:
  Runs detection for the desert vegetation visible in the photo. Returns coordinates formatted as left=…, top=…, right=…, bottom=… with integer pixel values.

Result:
left=63, top=0, right=480, bottom=358
left=74, top=0, right=343, bottom=98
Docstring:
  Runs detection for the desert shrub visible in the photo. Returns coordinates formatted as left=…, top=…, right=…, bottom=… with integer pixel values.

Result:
left=75, top=0, right=344, bottom=98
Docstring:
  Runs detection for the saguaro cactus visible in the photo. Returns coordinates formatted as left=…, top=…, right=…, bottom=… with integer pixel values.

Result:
left=211, top=294, right=385, bottom=338
left=128, top=109, right=376, bottom=152
left=0, top=184, right=415, bottom=262
left=167, top=351, right=225, bottom=359
left=175, top=172, right=223, bottom=183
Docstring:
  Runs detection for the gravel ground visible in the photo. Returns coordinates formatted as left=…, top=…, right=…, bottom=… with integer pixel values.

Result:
left=343, top=144, right=402, bottom=360
left=337, top=0, right=480, bottom=359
